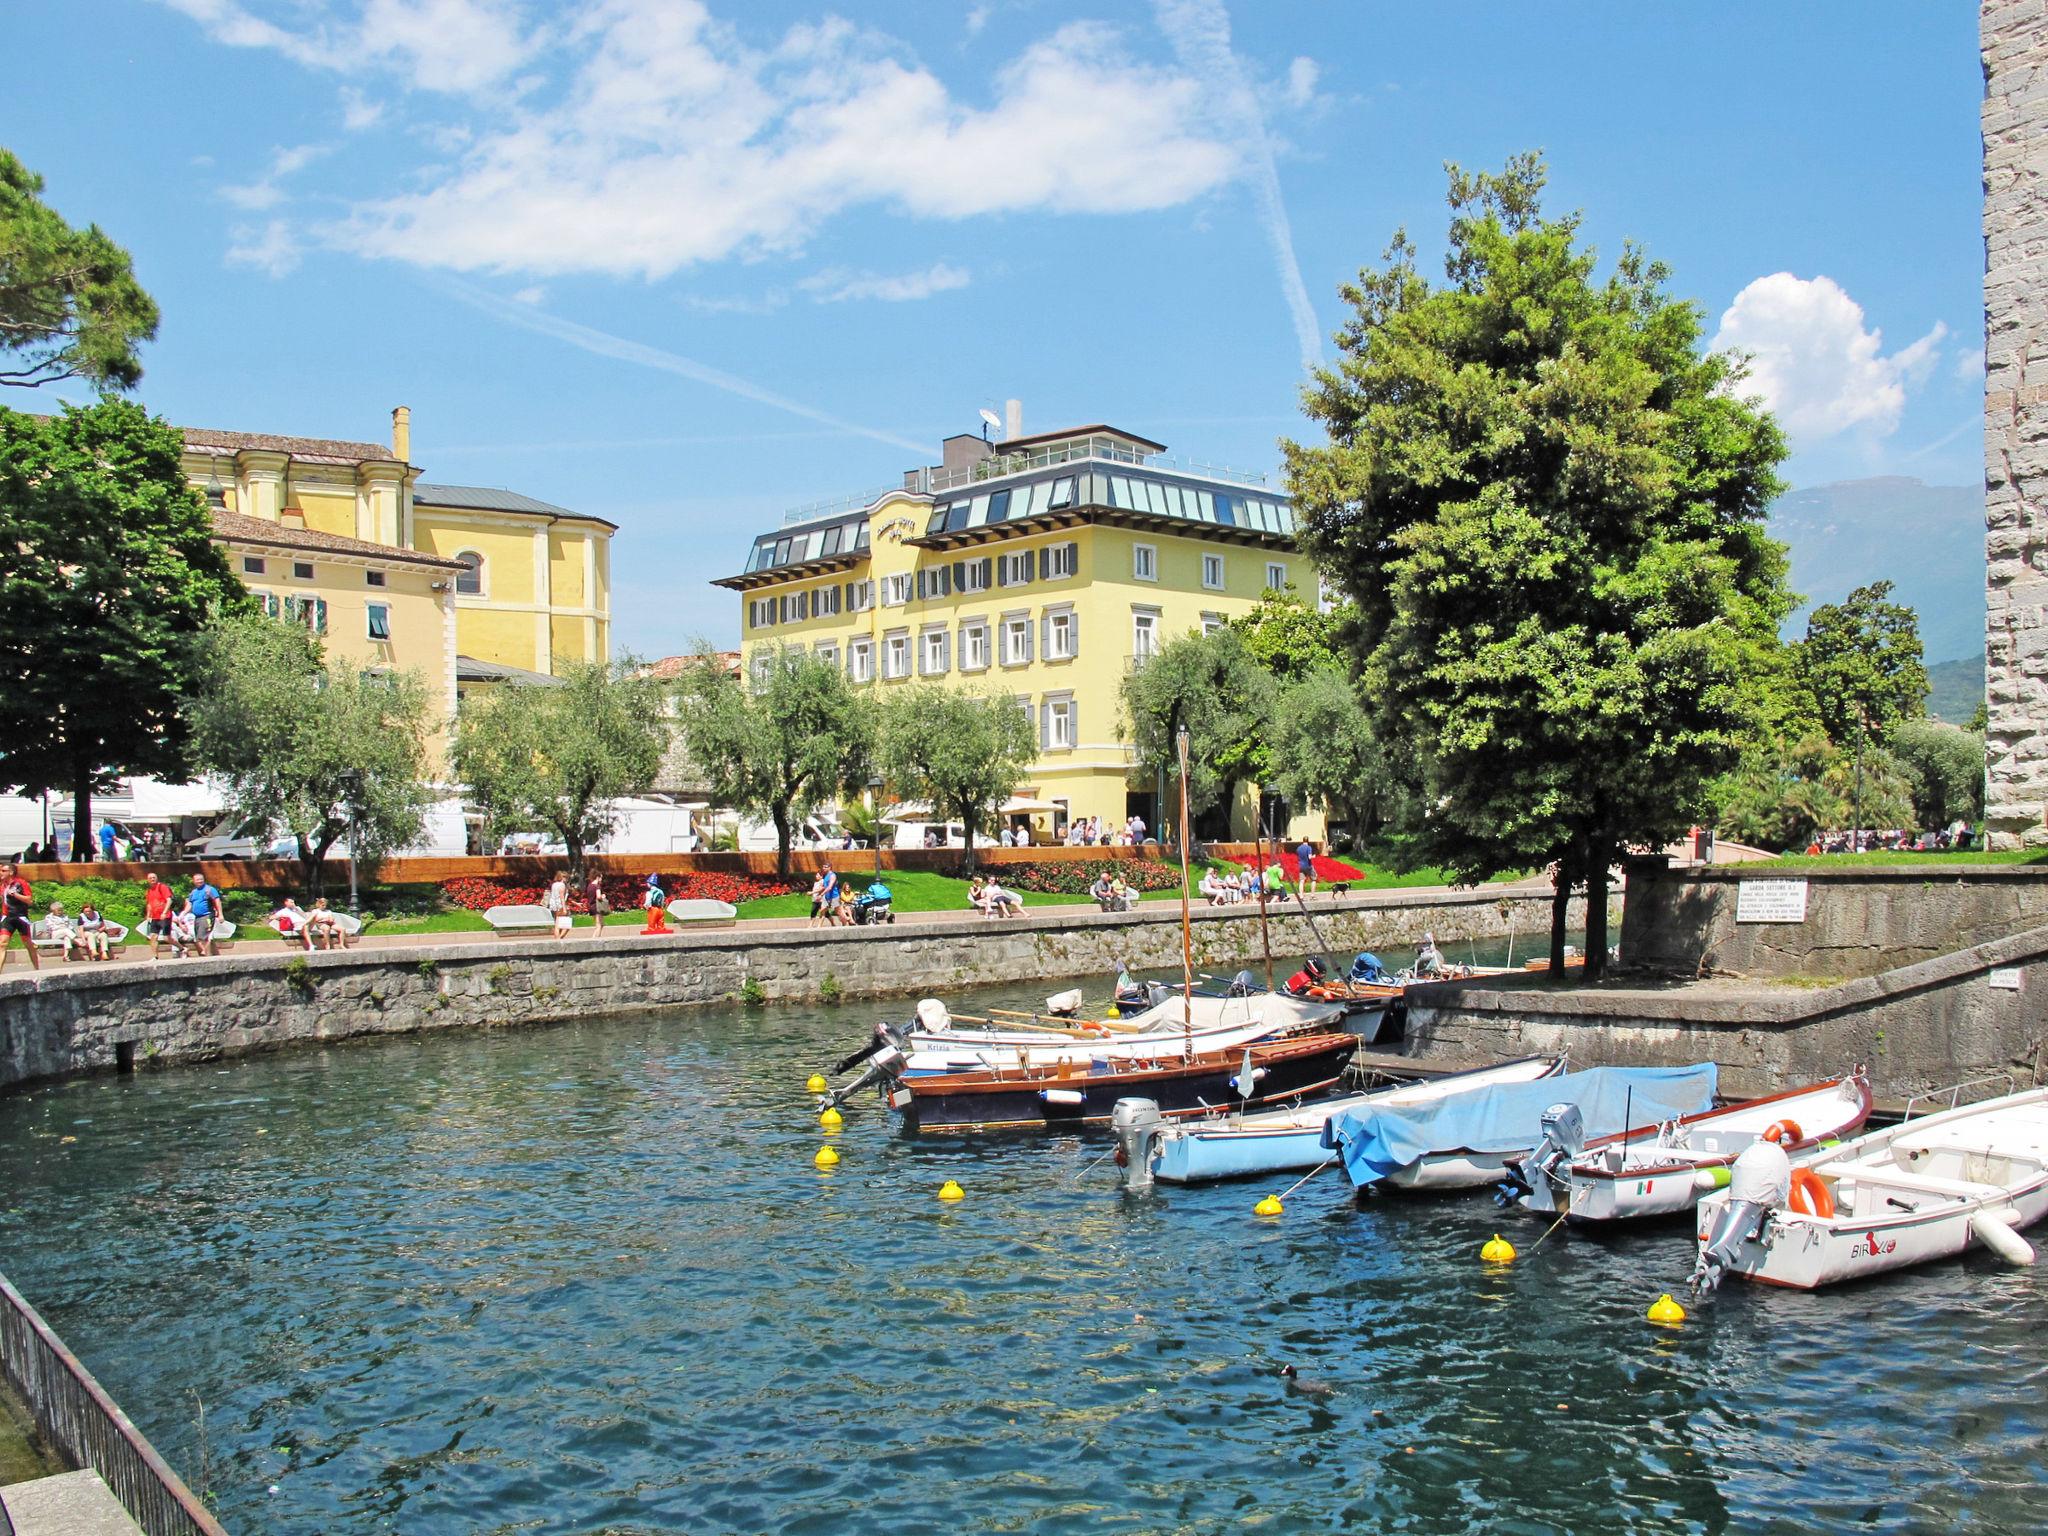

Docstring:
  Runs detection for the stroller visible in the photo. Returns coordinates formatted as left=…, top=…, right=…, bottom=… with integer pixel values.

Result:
left=852, top=882, right=896, bottom=925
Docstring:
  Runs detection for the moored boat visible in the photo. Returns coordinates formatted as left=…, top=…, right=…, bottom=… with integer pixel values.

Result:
left=1138, top=1055, right=1567, bottom=1185
left=1691, top=1082, right=2048, bottom=1292
left=1506, top=1072, right=1872, bottom=1223
left=883, top=1032, right=1361, bottom=1134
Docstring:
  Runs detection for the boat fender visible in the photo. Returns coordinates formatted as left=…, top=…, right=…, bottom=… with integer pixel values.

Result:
left=1691, top=1165, right=1734, bottom=1193
left=1970, top=1210, right=2036, bottom=1267
left=1040, top=1088, right=1086, bottom=1107
left=916, top=998, right=952, bottom=1031
left=1761, top=1118, right=1804, bottom=1146
left=1787, top=1168, right=1834, bottom=1219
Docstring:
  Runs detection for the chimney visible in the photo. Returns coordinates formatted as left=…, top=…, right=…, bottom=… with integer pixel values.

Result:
left=391, top=405, right=411, bottom=463
left=1004, top=398, right=1023, bottom=441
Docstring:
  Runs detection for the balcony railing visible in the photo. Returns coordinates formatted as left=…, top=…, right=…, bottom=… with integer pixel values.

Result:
left=927, top=440, right=1272, bottom=494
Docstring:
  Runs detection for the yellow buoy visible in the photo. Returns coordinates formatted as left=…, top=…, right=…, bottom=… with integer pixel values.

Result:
left=1104, top=1004, right=1120, bottom=1019
left=1254, top=1194, right=1284, bottom=1216
left=938, top=1179, right=964, bottom=1202
left=814, top=1145, right=840, bottom=1168
left=805, top=1073, right=828, bottom=1094
left=1647, top=1293, right=1687, bottom=1326
left=1481, top=1234, right=1516, bottom=1264
left=819, top=1106, right=844, bottom=1130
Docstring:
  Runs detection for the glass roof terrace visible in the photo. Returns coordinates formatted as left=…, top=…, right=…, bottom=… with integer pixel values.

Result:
left=912, top=458, right=1295, bottom=554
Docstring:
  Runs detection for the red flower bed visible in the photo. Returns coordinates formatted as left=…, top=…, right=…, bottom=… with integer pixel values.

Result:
left=441, top=872, right=798, bottom=913
left=1001, top=858, right=1187, bottom=896
left=1238, top=852, right=1367, bottom=882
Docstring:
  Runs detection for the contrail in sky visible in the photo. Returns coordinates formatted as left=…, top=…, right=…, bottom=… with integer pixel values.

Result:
left=1154, top=0, right=1323, bottom=373
left=433, top=278, right=934, bottom=457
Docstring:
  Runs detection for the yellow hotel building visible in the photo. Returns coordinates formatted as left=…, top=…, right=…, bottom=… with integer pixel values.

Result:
left=715, top=423, right=1322, bottom=841
left=180, top=407, right=615, bottom=719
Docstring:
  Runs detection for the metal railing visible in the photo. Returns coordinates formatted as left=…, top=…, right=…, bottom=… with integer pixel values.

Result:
left=926, top=439, right=1273, bottom=494
left=0, top=1274, right=227, bottom=1536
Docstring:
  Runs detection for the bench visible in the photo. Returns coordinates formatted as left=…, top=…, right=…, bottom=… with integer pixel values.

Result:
left=29, top=918, right=130, bottom=953
left=661, top=898, right=737, bottom=928
left=272, top=910, right=363, bottom=947
left=483, top=904, right=555, bottom=935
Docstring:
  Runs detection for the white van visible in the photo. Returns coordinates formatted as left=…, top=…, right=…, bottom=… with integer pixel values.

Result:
left=889, top=819, right=967, bottom=850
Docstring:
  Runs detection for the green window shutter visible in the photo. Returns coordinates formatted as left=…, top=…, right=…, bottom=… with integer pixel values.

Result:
left=316, top=598, right=328, bottom=634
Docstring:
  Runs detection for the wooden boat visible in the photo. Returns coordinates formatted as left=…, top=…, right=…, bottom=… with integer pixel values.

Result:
left=884, top=1032, right=1360, bottom=1134
left=1145, top=1055, right=1566, bottom=1185
left=1512, top=1073, right=1872, bottom=1223
left=1691, top=1082, right=2048, bottom=1291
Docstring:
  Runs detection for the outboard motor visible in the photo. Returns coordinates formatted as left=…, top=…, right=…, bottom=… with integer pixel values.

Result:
left=1045, top=988, right=1085, bottom=1018
left=1145, top=980, right=1175, bottom=1008
left=1496, top=1101, right=1586, bottom=1210
left=1112, top=1098, right=1167, bottom=1192
left=1690, top=1137, right=1792, bottom=1293
left=1226, top=969, right=1258, bottom=998
left=1350, top=952, right=1389, bottom=985
left=824, top=1024, right=909, bottom=1108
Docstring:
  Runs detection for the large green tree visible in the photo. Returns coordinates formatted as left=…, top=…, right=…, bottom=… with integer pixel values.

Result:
left=1284, top=155, right=1791, bottom=975
left=190, top=614, right=437, bottom=895
left=453, top=659, right=669, bottom=880
left=1265, top=668, right=1386, bottom=843
left=0, top=401, right=248, bottom=851
left=1, top=149, right=159, bottom=391
left=1119, top=625, right=1275, bottom=826
left=1229, top=585, right=1348, bottom=682
left=875, top=684, right=1036, bottom=868
left=1795, top=580, right=1929, bottom=748
left=674, top=646, right=871, bottom=878
left=1890, top=718, right=1985, bottom=831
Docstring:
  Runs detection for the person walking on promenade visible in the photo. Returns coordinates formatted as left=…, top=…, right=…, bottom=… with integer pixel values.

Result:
left=545, top=871, right=572, bottom=940
left=186, top=872, right=223, bottom=957
left=807, top=870, right=828, bottom=924
left=0, top=863, right=39, bottom=973
left=585, top=872, right=609, bottom=934
left=142, top=872, right=175, bottom=959
left=815, top=865, right=840, bottom=928
left=1295, top=839, right=1317, bottom=898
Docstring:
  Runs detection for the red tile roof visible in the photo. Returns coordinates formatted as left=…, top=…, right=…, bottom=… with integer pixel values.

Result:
left=210, top=509, right=463, bottom=569
left=183, top=427, right=400, bottom=465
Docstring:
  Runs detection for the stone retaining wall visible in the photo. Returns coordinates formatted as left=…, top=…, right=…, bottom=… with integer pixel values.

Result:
left=1404, top=923, right=2048, bottom=1103
left=0, top=886, right=1587, bottom=1092
left=1619, top=861, right=2048, bottom=980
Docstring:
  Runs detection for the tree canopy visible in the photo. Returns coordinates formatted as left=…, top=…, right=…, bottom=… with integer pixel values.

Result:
left=189, top=613, right=436, bottom=894
left=875, top=684, right=1036, bottom=866
left=1119, top=626, right=1275, bottom=822
left=0, top=400, right=249, bottom=849
left=1229, top=586, right=1348, bottom=683
left=1284, top=154, right=1791, bottom=974
left=1, top=149, right=159, bottom=391
left=453, top=659, right=670, bottom=879
left=674, top=646, right=871, bottom=877
left=1796, top=581, right=1929, bottom=746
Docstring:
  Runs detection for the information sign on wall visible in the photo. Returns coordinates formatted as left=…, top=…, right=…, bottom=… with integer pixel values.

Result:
left=1989, top=968, right=2025, bottom=992
left=1734, top=879, right=1810, bottom=924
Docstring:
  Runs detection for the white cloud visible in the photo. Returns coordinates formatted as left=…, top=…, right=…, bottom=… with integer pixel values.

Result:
left=1154, top=0, right=1321, bottom=371
left=1711, top=273, right=1947, bottom=440
left=162, top=0, right=1243, bottom=281
left=1284, top=55, right=1319, bottom=109
left=683, top=289, right=790, bottom=316
left=511, top=284, right=545, bottom=304
left=339, top=85, right=384, bottom=130
left=219, top=143, right=327, bottom=210
left=226, top=219, right=302, bottom=276
left=1955, top=343, right=1986, bottom=383
left=798, top=262, right=970, bottom=304
left=965, top=4, right=991, bottom=37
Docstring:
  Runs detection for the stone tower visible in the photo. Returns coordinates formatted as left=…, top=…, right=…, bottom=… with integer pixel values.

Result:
left=1984, top=0, right=2048, bottom=848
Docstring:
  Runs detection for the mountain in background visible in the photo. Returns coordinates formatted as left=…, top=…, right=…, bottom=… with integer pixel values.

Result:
left=1925, top=654, right=1986, bottom=723
left=1769, top=476, right=1983, bottom=665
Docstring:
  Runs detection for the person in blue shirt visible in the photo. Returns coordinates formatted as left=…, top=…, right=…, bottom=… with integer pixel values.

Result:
left=185, top=873, right=223, bottom=957
left=1294, top=839, right=1317, bottom=897
left=814, top=866, right=840, bottom=928
left=98, top=822, right=118, bottom=861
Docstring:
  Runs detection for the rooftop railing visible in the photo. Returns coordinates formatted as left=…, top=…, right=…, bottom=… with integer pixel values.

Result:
left=0, top=1273, right=228, bottom=1536
left=927, top=439, right=1273, bottom=494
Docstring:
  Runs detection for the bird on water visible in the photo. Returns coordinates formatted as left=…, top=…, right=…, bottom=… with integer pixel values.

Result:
left=1280, top=1364, right=1336, bottom=1398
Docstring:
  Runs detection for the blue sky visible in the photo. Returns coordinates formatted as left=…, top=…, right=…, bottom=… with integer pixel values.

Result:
left=7, top=2, right=1985, bottom=655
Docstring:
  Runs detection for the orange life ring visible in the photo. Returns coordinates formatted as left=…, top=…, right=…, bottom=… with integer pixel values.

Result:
left=1762, top=1118, right=1804, bottom=1146
left=1788, top=1167, right=1834, bottom=1218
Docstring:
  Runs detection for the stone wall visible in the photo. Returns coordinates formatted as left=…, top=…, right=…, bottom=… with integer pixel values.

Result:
left=0, top=886, right=1587, bottom=1092
left=1618, top=859, right=2048, bottom=979
left=1404, top=922, right=2048, bottom=1103
left=1985, top=2, right=2048, bottom=848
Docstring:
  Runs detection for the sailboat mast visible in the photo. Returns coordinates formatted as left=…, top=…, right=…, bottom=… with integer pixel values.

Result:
left=1175, top=724, right=1195, bottom=1059
left=1255, top=804, right=1277, bottom=995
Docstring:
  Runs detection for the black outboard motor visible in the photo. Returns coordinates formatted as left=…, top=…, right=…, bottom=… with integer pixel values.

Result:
left=824, top=1022, right=909, bottom=1108
left=1496, top=1101, right=1585, bottom=1209
left=1113, top=971, right=1151, bottom=1009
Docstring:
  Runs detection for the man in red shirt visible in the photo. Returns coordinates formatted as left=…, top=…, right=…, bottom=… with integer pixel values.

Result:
left=0, top=863, right=38, bottom=973
left=142, top=873, right=175, bottom=959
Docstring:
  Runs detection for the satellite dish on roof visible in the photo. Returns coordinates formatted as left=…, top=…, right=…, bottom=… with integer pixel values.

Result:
left=978, top=408, right=1002, bottom=440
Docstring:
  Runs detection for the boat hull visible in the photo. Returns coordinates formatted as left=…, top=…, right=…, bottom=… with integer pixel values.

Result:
left=893, top=1034, right=1359, bottom=1134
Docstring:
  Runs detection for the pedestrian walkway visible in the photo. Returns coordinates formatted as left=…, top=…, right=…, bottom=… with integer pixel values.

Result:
left=0, top=1469, right=144, bottom=1535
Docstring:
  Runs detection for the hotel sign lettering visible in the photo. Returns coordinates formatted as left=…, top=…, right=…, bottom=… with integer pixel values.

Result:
left=1734, top=879, right=1809, bottom=924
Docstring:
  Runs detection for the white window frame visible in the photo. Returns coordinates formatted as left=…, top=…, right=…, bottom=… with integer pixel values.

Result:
left=1201, top=611, right=1225, bottom=636
left=1043, top=605, right=1076, bottom=662
left=881, top=573, right=912, bottom=607
left=848, top=636, right=874, bottom=683
left=1000, top=611, right=1032, bottom=668
left=1132, top=606, right=1161, bottom=664
left=748, top=596, right=775, bottom=630
left=1266, top=560, right=1288, bottom=590
left=959, top=619, right=990, bottom=673
left=815, top=641, right=839, bottom=670
left=958, top=559, right=991, bottom=594
left=920, top=626, right=950, bottom=677
left=1042, top=692, right=1075, bottom=751
left=849, top=579, right=875, bottom=613
left=998, top=550, right=1034, bottom=587
left=883, top=628, right=912, bottom=680
left=454, top=550, right=485, bottom=597
left=1202, top=553, right=1225, bottom=590
left=1132, top=543, right=1158, bottom=582
left=1044, top=542, right=1078, bottom=580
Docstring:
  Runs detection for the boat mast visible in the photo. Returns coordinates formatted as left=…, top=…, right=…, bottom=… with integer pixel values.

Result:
left=1255, top=802, right=1277, bottom=996
left=1175, top=724, right=1195, bottom=1060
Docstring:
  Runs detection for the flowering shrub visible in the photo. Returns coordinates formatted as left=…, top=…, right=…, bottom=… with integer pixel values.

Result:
left=1238, top=852, right=1367, bottom=882
left=440, top=872, right=798, bottom=913
left=1000, top=858, right=1186, bottom=896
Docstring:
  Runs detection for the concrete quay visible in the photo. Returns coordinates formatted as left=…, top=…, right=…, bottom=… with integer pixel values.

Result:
left=0, top=1470, right=144, bottom=1535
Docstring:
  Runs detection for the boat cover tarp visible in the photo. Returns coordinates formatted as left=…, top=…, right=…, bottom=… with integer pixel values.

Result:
left=1317, top=1064, right=1719, bottom=1188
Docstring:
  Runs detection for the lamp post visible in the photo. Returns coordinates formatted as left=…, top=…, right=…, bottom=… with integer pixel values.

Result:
left=868, top=774, right=884, bottom=880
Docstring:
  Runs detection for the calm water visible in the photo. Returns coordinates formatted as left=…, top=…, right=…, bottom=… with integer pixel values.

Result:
left=0, top=963, right=2043, bottom=1535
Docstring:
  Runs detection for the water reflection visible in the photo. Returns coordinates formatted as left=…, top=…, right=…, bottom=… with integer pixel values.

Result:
left=0, top=953, right=2040, bottom=1533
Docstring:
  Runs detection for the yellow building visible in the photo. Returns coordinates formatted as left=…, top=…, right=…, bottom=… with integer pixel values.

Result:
left=180, top=407, right=615, bottom=707
left=713, top=424, right=1323, bottom=841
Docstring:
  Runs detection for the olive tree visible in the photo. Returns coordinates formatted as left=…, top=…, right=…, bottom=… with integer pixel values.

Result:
left=875, top=685, right=1036, bottom=869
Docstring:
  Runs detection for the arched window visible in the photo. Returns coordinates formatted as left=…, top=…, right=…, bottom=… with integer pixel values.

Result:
left=454, top=550, right=484, bottom=596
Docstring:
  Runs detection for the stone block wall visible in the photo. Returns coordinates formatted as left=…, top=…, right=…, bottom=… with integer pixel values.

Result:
left=1985, top=1, right=2048, bottom=847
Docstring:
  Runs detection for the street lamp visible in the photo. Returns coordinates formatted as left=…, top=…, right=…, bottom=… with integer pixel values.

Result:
left=868, top=774, right=884, bottom=879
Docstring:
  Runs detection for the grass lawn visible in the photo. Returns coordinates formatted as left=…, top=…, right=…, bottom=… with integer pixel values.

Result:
left=1743, top=849, right=2048, bottom=871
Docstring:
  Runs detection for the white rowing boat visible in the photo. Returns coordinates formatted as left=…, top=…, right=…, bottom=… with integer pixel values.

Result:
left=1512, top=1073, right=1872, bottom=1223
left=1692, top=1081, right=2048, bottom=1292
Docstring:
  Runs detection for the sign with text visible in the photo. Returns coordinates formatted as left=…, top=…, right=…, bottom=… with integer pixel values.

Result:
left=1989, top=968, right=2025, bottom=992
left=1735, top=879, right=1810, bottom=924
